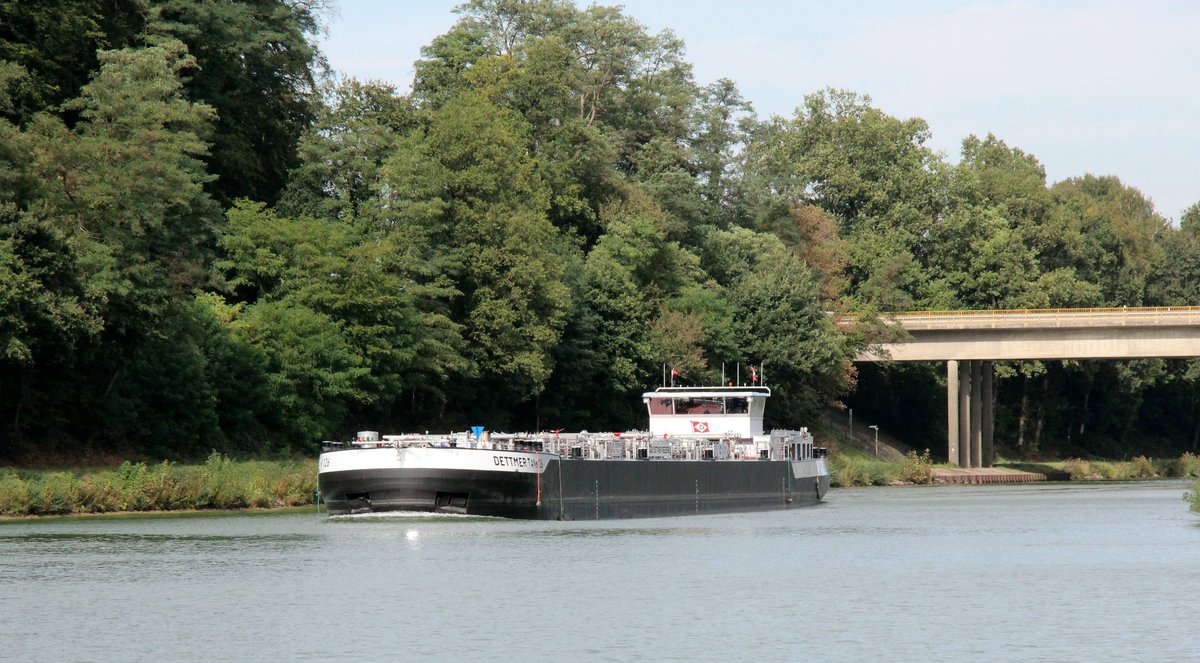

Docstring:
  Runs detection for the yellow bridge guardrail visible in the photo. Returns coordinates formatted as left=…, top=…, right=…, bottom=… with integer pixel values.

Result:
left=888, top=306, right=1200, bottom=318
left=837, top=306, right=1200, bottom=331
left=873, top=307, right=1200, bottom=329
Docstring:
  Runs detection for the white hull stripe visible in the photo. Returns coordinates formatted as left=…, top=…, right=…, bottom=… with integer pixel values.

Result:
left=320, top=447, right=554, bottom=475
left=320, top=448, right=828, bottom=480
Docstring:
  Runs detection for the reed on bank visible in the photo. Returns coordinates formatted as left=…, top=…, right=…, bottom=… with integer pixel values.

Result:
left=1060, top=453, right=1200, bottom=481
left=0, top=452, right=317, bottom=517
left=8, top=449, right=1199, bottom=516
left=829, top=451, right=1200, bottom=488
left=830, top=450, right=935, bottom=487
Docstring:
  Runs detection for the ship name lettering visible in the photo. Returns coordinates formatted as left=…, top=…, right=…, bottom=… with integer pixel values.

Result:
left=493, top=455, right=537, bottom=469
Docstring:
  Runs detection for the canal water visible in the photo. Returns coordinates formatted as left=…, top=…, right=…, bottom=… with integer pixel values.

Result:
left=2, top=481, right=1197, bottom=662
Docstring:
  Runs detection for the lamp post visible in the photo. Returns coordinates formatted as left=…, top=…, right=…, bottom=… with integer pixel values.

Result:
left=869, top=425, right=879, bottom=459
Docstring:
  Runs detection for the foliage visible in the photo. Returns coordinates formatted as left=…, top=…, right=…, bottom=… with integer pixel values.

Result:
left=0, top=454, right=317, bottom=516
left=829, top=450, right=933, bottom=487
left=3, top=1, right=1200, bottom=463
left=899, top=450, right=934, bottom=484
left=1061, top=456, right=1183, bottom=480
left=1176, top=453, right=1200, bottom=478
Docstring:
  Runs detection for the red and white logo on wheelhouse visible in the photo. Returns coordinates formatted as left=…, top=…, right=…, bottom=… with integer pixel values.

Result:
left=691, top=421, right=709, bottom=433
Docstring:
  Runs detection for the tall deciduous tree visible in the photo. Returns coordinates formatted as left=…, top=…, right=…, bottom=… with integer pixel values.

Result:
left=0, top=0, right=146, bottom=125
left=145, top=0, right=325, bottom=204
left=705, top=226, right=852, bottom=424
left=740, top=89, right=946, bottom=310
left=2, top=39, right=222, bottom=452
left=1049, top=175, right=1168, bottom=306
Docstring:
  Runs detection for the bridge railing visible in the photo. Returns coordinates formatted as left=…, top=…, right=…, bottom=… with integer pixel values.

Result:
left=864, top=306, right=1200, bottom=330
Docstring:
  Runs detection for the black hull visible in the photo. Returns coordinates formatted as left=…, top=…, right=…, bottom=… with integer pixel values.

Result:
left=319, top=459, right=830, bottom=520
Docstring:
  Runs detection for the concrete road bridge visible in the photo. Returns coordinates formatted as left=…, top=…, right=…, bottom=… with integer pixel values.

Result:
left=841, top=307, right=1200, bottom=467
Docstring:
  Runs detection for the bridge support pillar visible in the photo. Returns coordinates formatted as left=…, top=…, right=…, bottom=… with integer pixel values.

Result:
left=982, top=360, right=994, bottom=467
left=958, top=360, right=971, bottom=467
left=946, top=360, right=960, bottom=465
left=944, top=360, right=996, bottom=468
left=970, top=361, right=983, bottom=467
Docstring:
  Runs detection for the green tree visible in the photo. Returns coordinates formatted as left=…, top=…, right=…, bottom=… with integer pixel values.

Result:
left=0, top=0, right=146, bottom=125
left=232, top=300, right=366, bottom=443
left=5, top=39, right=222, bottom=454
left=414, top=0, right=700, bottom=244
left=1147, top=203, right=1200, bottom=306
left=144, top=0, right=326, bottom=204
left=428, top=93, right=570, bottom=403
left=219, top=200, right=466, bottom=433
left=706, top=226, right=852, bottom=424
left=29, top=39, right=220, bottom=323
left=278, top=79, right=416, bottom=223
left=1049, top=175, right=1167, bottom=306
left=739, top=89, right=946, bottom=310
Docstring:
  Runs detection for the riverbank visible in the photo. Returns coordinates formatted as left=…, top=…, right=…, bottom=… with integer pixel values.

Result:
left=828, top=450, right=1200, bottom=487
left=4, top=449, right=1199, bottom=517
left=0, top=452, right=316, bottom=517
left=932, top=466, right=1048, bottom=483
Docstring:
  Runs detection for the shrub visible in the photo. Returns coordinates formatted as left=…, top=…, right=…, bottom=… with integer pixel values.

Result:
left=36, top=472, right=81, bottom=515
left=78, top=474, right=122, bottom=512
left=831, top=456, right=870, bottom=487
left=1178, top=453, right=1200, bottom=478
left=899, top=450, right=934, bottom=484
left=0, top=469, right=31, bottom=516
left=200, top=451, right=246, bottom=509
left=1127, top=455, right=1157, bottom=479
left=1063, top=458, right=1093, bottom=480
left=830, top=455, right=896, bottom=486
left=0, top=457, right=317, bottom=516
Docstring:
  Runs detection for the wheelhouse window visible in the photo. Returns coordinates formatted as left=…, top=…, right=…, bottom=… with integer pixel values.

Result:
left=648, top=398, right=675, bottom=415
left=647, top=394, right=754, bottom=416
left=675, top=398, right=723, bottom=415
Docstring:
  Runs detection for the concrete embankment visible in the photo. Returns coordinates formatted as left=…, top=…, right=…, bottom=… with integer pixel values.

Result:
left=932, top=467, right=1048, bottom=484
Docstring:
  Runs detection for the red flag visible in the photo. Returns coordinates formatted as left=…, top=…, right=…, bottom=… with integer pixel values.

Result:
left=691, top=421, right=710, bottom=433
left=750, top=366, right=758, bottom=383
left=670, top=368, right=680, bottom=378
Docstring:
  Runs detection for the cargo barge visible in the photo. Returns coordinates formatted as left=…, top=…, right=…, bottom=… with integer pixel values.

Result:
left=317, top=386, right=829, bottom=520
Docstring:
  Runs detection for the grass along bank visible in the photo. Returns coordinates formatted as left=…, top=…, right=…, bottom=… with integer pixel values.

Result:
left=0, top=452, right=316, bottom=517
left=7, top=448, right=1197, bottom=515
left=829, top=450, right=936, bottom=487
left=828, top=450, right=1200, bottom=488
left=1057, top=454, right=1200, bottom=480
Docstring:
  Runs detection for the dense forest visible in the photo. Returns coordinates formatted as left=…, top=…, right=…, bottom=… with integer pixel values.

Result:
left=2, top=0, right=1199, bottom=462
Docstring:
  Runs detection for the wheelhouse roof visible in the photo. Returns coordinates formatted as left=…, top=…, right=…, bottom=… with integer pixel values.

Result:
left=642, top=386, right=771, bottom=399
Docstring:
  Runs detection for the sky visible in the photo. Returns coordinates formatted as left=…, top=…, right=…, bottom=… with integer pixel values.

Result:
left=318, top=0, right=1200, bottom=221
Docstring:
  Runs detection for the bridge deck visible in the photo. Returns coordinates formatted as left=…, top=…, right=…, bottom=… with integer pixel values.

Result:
left=844, top=307, right=1200, bottom=362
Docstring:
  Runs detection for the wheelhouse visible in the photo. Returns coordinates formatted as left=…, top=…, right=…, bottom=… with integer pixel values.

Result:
left=641, top=386, right=770, bottom=438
